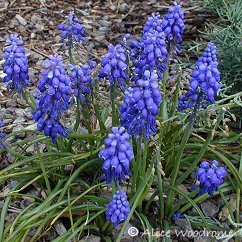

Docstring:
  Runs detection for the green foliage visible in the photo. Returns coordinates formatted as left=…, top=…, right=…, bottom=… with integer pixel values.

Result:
left=203, top=0, right=242, bottom=95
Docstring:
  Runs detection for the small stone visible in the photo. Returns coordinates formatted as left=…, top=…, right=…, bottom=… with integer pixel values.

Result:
left=200, top=200, right=219, bottom=217
left=53, top=220, right=67, bottom=235
left=13, top=117, right=25, bottom=124
left=26, top=144, right=35, bottom=154
left=24, top=123, right=37, bottom=130
left=15, top=109, right=24, bottom=117
left=112, top=223, right=142, bottom=241
left=4, top=114, right=13, bottom=119
left=3, top=119, right=13, bottom=125
left=94, top=35, right=105, bottom=42
left=24, top=108, right=33, bottom=120
left=13, top=124, right=25, bottom=138
left=35, top=23, right=44, bottom=32
left=30, top=33, right=36, bottom=39
left=188, top=207, right=199, bottom=216
left=109, top=5, right=116, bottom=11
left=80, top=234, right=101, bottom=242
left=175, top=218, right=193, bottom=233
left=194, top=238, right=211, bottom=242
left=15, top=14, right=27, bottom=26
left=6, top=100, right=17, bottom=107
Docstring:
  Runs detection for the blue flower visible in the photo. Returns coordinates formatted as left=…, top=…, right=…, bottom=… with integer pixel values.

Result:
left=99, top=127, right=134, bottom=184
left=2, top=34, right=30, bottom=92
left=162, top=1, right=185, bottom=53
left=172, top=213, right=185, bottom=221
left=178, top=43, right=220, bottom=111
left=0, top=120, right=6, bottom=149
left=58, top=12, right=86, bottom=44
left=106, top=190, right=130, bottom=227
left=143, top=13, right=163, bottom=35
left=120, top=70, right=161, bottom=140
left=99, top=44, right=128, bottom=91
left=197, top=160, right=227, bottom=196
left=33, top=55, right=71, bottom=142
left=70, top=61, right=96, bottom=103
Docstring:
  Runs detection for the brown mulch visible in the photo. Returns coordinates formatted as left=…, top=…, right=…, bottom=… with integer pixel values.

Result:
left=0, top=0, right=214, bottom=59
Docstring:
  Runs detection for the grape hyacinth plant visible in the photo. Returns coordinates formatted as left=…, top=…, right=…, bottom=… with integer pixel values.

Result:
left=2, top=34, right=30, bottom=92
left=106, top=190, right=131, bottom=227
left=0, top=3, right=241, bottom=242
left=197, top=160, right=227, bottom=196
left=99, top=127, right=134, bottom=184
left=33, top=55, right=71, bottom=142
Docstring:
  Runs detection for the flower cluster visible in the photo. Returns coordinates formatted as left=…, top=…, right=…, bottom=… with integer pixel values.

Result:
left=2, top=34, right=30, bottom=92
left=197, top=160, right=227, bottom=196
left=58, top=12, right=86, bottom=44
left=99, top=44, right=128, bottom=91
left=120, top=70, right=161, bottom=140
left=70, top=60, right=96, bottom=103
left=0, top=120, right=6, bottom=149
left=99, top=127, right=134, bottom=184
left=162, top=1, right=185, bottom=53
left=33, top=55, right=71, bottom=142
left=106, top=190, right=131, bottom=227
left=177, top=43, right=220, bottom=111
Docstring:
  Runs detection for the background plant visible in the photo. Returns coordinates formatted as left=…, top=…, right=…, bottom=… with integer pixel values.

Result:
left=203, top=0, right=242, bottom=96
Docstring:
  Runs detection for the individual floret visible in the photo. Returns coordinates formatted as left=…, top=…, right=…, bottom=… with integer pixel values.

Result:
left=120, top=70, right=162, bottom=140
left=99, top=127, right=134, bottom=184
left=197, top=160, right=227, bottom=196
left=33, top=55, right=71, bottom=142
left=3, top=34, right=30, bottom=92
left=106, top=190, right=130, bottom=227
left=99, top=44, right=128, bottom=91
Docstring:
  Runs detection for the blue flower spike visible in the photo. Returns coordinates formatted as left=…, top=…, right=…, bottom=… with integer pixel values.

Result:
left=58, top=11, right=86, bottom=45
left=33, top=55, right=71, bottom=142
left=106, top=190, right=130, bottom=227
left=197, top=160, right=227, bottom=196
left=99, top=44, right=129, bottom=91
left=99, top=127, right=134, bottom=184
left=120, top=70, right=162, bottom=140
left=3, top=34, right=30, bottom=92
left=162, top=1, right=185, bottom=53
left=178, top=43, right=220, bottom=111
